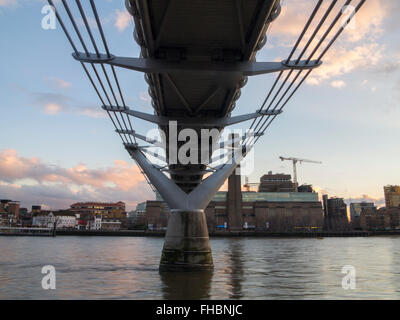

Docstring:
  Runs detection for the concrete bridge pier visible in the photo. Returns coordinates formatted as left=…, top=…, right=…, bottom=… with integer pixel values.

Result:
left=160, top=209, right=213, bottom=271
left=125, top=146, right=243, bottom=271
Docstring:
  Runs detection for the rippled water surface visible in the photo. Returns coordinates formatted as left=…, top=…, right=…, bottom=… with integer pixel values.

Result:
left=1, top=236, right=400, bottom=299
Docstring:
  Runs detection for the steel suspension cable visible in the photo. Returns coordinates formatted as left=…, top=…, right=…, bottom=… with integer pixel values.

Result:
left=244, top=0, right=325, bottom=146
left=60, top=0, right=128, bottom=144
left=48, top=0, right=126, bottom=143
left=74, top=0, right=133, bottom=144
left=89, top=0, right=155, bottom=191
left=251, top=0, right=366, bottom=145
left=251, top=0, right=338, bottom=137
left=88, top=0, right=137, bottom=144
left=285, top=0, right=323, bottom=64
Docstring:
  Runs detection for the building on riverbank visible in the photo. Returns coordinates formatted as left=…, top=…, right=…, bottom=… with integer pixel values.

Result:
left=360, top=207, right=388, bottom=230
left=360, top=206, right=400, bottom=231
left=258, top=171, right=296, bottom=192
left=322, top=195, right=350, bottom=231
left=32, top=210, right=76, bottom=229
left=127, top=202, right=148, bottom=229
left=70, top=201, right=126, bottom=219
left=133, top=171, right=323, bottom=232
left=350, top=202, right=376, bottom=229
left=384, top=185, right=400, bottom=208
left=70, top=201, right=127, bottom=229
left=100, top=219, right=122, bottom=231
left=205, top=191, right=323, bottom=232
left=89, top=216, right=121, bottom=231
left=0, top=199, right=20, bottom=226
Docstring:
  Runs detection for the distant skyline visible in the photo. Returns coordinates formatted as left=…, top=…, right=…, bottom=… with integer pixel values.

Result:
left=1, top=0, right=399, bottom=211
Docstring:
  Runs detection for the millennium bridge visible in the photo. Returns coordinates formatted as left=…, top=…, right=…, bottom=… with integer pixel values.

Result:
left=48, top=0, right=365, bottom=270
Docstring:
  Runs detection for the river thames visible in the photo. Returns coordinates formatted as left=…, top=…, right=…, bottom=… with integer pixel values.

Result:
left=1, top=236, right=400, bottom=299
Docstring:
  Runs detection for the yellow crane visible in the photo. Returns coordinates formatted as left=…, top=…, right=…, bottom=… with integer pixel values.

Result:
left=279, top=156, right=322, bottom=190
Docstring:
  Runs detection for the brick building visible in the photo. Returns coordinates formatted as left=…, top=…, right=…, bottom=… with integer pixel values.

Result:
left=360, top=207, right=390, bottom=230
left=205, top=191, right=323, bottom=231
left=384, top=185, right=400, bottom=208
left=258, top=171, right=296, bottom=192
left=0, top=199, right=20, bottom=226
left=70, top=201, right=126, bottom=228
left=350, top=202, right=376, bottom=229
left=322, top=195, right=349, bottom=230
left=136, top=171, right=323, bottom=232
left=360, top=207, right=400, bottom=231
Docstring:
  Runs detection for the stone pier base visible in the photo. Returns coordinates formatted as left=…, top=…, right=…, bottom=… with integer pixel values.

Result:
left=159, top=209, right=214, bottom=271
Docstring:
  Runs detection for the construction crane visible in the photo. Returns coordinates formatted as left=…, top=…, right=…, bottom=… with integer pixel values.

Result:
left=279, top=156, right=322, bottom=189
left=243, top=176, right=260, bottom=192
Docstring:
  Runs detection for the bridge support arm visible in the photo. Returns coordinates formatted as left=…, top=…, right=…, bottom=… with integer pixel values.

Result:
left=187, top=157, right=241, bottom=210
left=125, top=143, right=241, bottom=211
left=104, top=106, right=281, bottom=127
left=126, top=143, right=167, bottom=164
left=125, top=145, right=187, bottom=209
left=218, top=131, right=263, bottom=149
left=73, top=52, right=322, bottom=76
left=117, top=129, right=164, bottom=148
left=222, top=110, right=281, bottom=126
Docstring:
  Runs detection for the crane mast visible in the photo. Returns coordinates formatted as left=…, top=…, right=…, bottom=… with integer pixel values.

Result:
left=279, top=156, right=322, bottom=191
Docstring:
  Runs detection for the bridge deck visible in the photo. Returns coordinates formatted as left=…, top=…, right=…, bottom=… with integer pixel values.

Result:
left=131, top=0, right=280, bottom=192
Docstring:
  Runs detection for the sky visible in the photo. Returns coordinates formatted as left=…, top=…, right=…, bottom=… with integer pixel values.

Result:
left=0, top=0, right=399, bottom=211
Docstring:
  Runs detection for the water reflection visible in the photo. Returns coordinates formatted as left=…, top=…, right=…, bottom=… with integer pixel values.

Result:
left=2, top=236, right=400, bottom=299
left=227, top=239, right=244, bottom=299
left=159, top=270, right=213, bottom=299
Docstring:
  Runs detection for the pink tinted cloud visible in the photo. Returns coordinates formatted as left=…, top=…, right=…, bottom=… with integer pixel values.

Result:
left=267, top=0, right=388, bottom=85
left=0, top=149, right=152, bottom=210
left=114, top=9, right=131, bottom=31
left=270, top=0, right=387, bottom=44
left=0, top=0, right=17, bottom=7
left=46, top=77, right=72, bottom=89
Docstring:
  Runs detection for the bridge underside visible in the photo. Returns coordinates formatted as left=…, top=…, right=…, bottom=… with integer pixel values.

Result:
left=129, top=0, right=280, bottom=193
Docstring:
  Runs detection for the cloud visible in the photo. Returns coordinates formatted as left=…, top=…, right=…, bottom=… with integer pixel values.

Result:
left=267, top=0, right=388, bottom=85
left=306, top=43, right=384, bottom=85
left=341, top=0, right=388, bottom=43
left=30, top=91, right=106, bottom=118
left=344, top=194, right=386, bottom=208
left=0, top=182, right=151, bottom=211
left=313, top=186, right=385, bottom=208
left=114, top=9, right=131, bottom=32
left=140, top=91, right=150, bottom=103
left=43, top=103, right=62, bottom=114
left=312, top=186, right=330, bottom=200
left=0, top=149, right=145, bottom=190
left=330, top=80, right=346, bottom=89
left=0, top=149, right=152, bottom=210
left=270, top=0, right=387, bottom=45
left=79, top=107, right=106, bottom=118
left=47, top=77, right=72, bottom=89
